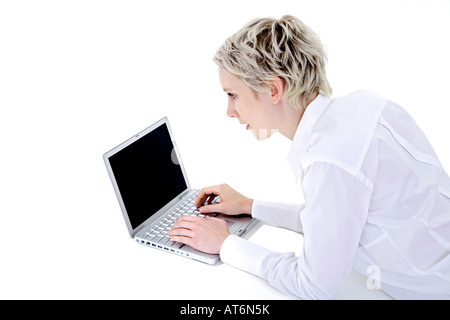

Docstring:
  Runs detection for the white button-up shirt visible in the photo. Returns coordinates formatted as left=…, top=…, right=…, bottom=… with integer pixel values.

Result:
left=220, top=91, right=450, bottom=299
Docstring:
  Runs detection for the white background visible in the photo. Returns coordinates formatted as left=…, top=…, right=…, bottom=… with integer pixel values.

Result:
left=1, top=0, right=449, bottom=299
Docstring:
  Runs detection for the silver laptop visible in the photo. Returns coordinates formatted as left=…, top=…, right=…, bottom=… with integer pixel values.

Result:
left=103, top=117, right=256, bottom=265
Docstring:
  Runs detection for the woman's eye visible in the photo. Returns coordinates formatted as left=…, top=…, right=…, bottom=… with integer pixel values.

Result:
left=227, top=93, right=236, bottom=100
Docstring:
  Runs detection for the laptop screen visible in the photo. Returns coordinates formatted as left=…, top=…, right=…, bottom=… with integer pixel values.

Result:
left=107, top=122, right=188, bottom=230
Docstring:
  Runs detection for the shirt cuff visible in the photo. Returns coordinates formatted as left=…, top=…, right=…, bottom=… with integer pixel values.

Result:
left=220, top=234, right=271, bottom=277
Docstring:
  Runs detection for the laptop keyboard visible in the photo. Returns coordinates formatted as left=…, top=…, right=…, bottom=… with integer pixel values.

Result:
left=144, top=190, right=212, bottom=248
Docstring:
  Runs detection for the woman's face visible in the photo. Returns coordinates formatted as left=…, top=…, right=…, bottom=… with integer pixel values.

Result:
left=218, top=68, right=279, bottom=140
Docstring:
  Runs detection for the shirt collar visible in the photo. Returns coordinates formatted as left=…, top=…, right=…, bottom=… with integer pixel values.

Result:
left=287, top=94, right=333, bottom=181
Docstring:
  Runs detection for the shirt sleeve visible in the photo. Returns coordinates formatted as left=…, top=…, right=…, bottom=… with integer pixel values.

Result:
left=220, top=162, right=371, bottom=299
left=252, top=199, right=304, bottom=233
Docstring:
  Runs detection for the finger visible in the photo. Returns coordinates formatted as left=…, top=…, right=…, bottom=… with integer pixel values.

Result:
left=167, top=227, right=193, bottom=238
left=206, top=194, right=218, bottom=204
left=170, top=235, right=195, bottom=247
left=199, top=203, right=224, bottom=214
left=174, top=215, right=199, bottom=223
left=195, top=185, right=222, bottom=207
left=195, top=188, right=213, bottom=207
left=170, top=217, right=198, bottom=231
left=170, top=215, right=204, bottom=232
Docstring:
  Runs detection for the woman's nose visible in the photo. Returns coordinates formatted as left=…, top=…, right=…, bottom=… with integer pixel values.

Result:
left=226, top=101, right=238, bottom=118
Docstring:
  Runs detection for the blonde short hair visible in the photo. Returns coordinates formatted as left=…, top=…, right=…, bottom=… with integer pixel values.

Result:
left=213, top=15, right=332, bottom=109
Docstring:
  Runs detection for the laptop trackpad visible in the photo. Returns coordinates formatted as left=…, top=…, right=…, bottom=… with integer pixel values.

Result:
left=223, top=219, right=241, bottom=234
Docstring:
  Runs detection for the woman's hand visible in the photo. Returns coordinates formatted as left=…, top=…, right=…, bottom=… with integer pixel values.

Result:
left=167, top=184, right=253, bottom=254
left=167, top=216, right=230, bottom=254
left=194, top=184, right=254, bottom=216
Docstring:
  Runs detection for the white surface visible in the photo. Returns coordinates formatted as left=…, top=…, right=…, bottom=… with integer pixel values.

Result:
left=0, top=0, right=448, bottom=299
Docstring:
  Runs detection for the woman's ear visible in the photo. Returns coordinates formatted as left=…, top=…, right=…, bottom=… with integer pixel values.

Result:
left=268, top=76, right=285, bottom=104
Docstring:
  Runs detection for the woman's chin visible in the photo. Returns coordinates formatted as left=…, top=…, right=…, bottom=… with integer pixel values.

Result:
left=249, top=127, right=277, bottom=141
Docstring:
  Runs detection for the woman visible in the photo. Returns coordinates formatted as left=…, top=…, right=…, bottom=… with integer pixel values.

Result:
left=168, top=15, right=450, bottom=299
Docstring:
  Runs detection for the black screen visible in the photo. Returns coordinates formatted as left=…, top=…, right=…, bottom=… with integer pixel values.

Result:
left=108, top=123, right=187, bottom=230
